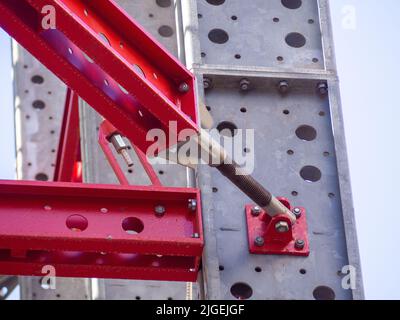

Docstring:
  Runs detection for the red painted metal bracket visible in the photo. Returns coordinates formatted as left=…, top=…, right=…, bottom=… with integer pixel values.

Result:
left=0, top=180, right=203, bottom=281
left=0, top=0, right=198, bottom=154
left=245, top=198, right=309, bottom=256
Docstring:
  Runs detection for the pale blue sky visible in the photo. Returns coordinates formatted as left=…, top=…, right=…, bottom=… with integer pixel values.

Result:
left=0, top=1, right=399, bottom=299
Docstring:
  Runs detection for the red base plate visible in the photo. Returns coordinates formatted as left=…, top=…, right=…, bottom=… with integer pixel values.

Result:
left=245, top=200, right=309, bottom=256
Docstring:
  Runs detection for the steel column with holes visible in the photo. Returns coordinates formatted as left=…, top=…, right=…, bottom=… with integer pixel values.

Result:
left=181, top=0, right=363, bottom=300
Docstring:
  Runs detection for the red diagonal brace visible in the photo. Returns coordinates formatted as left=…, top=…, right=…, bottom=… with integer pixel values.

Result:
left=54, top=88, right=82, bottom=183
left=0, top=0, right=198, bottom=154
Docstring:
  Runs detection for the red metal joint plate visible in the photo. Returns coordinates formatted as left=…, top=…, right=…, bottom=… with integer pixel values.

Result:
left=0, top=180, right=203, bottom=281
left=245, top=199, right=309, bottom=256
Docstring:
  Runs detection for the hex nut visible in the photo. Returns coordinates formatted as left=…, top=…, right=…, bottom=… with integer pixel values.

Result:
left=275, top=221, right=290, bottom=233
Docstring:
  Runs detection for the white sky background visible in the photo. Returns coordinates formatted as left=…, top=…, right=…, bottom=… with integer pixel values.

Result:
left=0, top=1, right=399, bottom=299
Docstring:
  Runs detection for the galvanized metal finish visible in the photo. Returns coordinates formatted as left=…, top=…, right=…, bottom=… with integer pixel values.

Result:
left=181, top=0, right=363, bottom=300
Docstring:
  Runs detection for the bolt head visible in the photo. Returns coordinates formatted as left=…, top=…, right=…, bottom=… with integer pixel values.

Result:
left=188, top=199, right=197, bottom=212
left=254, top=236, right=265, bottom=247
left=293, top=207, right=302, bottom=219
left=192, top=233, right=200, bottom=239
left=179, top=82, right=190, bottom=93
left=203, top=77, right=212, bottom=89
left=317, top=82, right=328, bottom=95
left=275, top=221, right=290, bottom=233
left=154, top=205, right=166, bottom=216
left=295, top=239, right=305, bottom=250
left=278, top=80, right=289, bottom=94
left=251, top=206, right=262, bottom=216
left=239, top=78, right=250, bottom=91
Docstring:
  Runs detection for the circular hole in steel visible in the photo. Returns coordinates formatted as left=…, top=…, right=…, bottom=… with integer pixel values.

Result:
left=31, top=75, right=44, bottom=84
left=287, top=149, right=294, bottom=155
left=300, top=166, right=322, bottom=182
left=231, top=15, right=238, bottom=21
left=208, top=29, right=229, bottom=44
left=212, top=187, right=218, bottom=193
left=319, top=111, right=326, bottom=116
left=240, top=107, right=247, bottom=113
left=156, top=0, right=172, bottom=7
left=300, top=268, right=307, bottom=274
left=217, top=121, right=238, bottom=137
left=235, top=54, right=241, bottom=59
left=255, top=266, right=262, bottom=273
left=122, top=217, right=144, bottom=235
left=133, top=64, right=146, bottom=78
left=312, top=58, right=319, bottom=63
left=118, top=84, right=129, bottom=94
left=328, top=192, right=335, bottom=198
left=0, top=287, right=8, bottom=298
left=158, top=25, right=174, bottom=37
left=66, top=215, right=88, bottom=232
left=206, top=0, right=225, bottom=5
left=323, top=151, right=330, bottom=157
left=292, top=191, right=298, bottom=196
left=83, top=52, right=94, bottom=63
left=273, top=17, right=280, bottom=22
left=313, top=286, right=336, bottom=300
left=32, top=100, right=46, bottom=110
left=230, top=282, right=253, bottom=300
left=281, top=0, right=302, bottom=9
left=285, top=32, right=306, bottom=48
left=308, top=19, right=315, bottom=24
left=98, top=33, right=111, bottom=46
left=283, top=109, right=290, bottom=115
left=35, top=173, right=49, bottom=181
left=219, top=265, right=225, bottom=271
left=277, top=56, right=284, bottom=61
left=296, top=125, right=317, bottom=141
left=206, top=105, right=211, bottom=111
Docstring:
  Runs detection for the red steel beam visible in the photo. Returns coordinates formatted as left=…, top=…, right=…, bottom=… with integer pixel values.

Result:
left=0, top=0, right=198, bottom=154
left=0, top=180, right=203, bottom=281
left=54, top=88, right=82, bottom=182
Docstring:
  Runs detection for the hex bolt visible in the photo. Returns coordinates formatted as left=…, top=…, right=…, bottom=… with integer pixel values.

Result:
left=251, top=206, right=262, bottom=217
left=188, top=199, right=197, bottom=212
left=154, top=205, right=166, bottom=217
left=178, top=82, right=190, bottom=93
left=275, top=221, right=290, bottom=233
left=295, top=239, right=305, bottom=250
left=293, top=207, right=301, bottom=219
left=317, top=82, right=328, bottom=96
left=254, top=236, right=265, bottom=247
left=192, top=233, right=200, bottom=238
left=110, top=134, right=134, bottom=167
left=278, top=80, right=289, bottom=94
left=203, top=77, right=212, bottom=90
left=239, top=78, right=250, bottom=91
